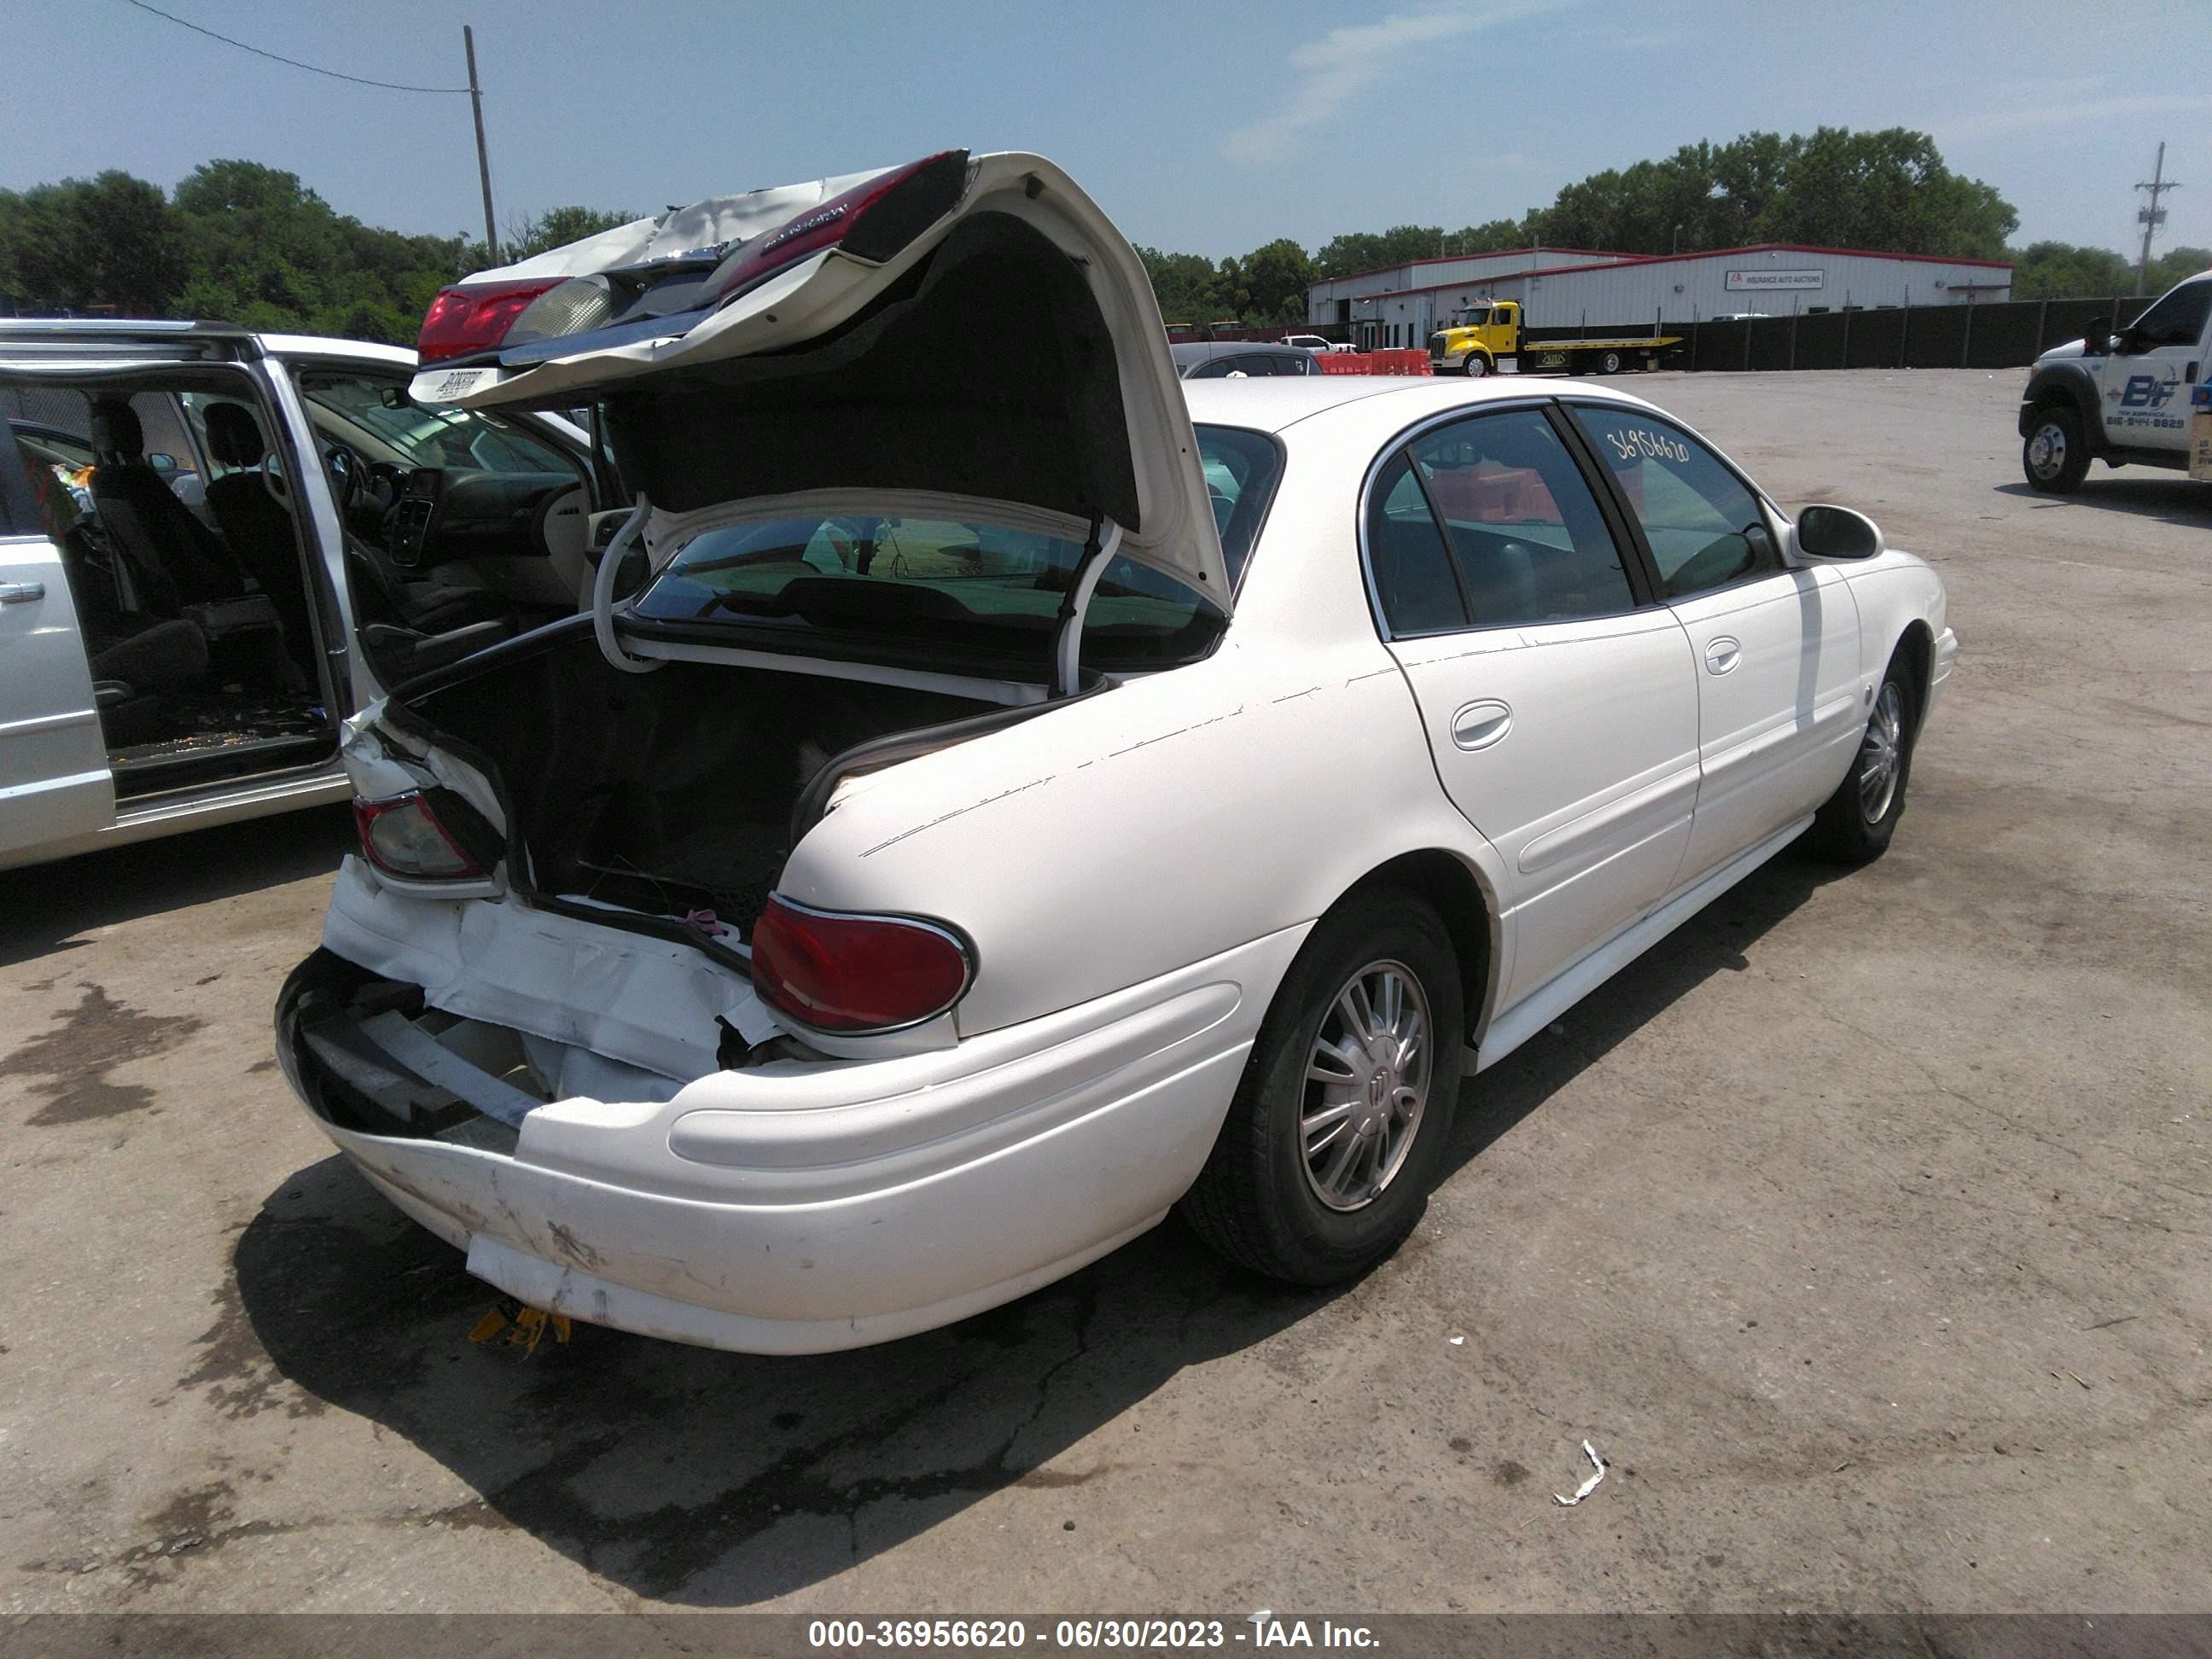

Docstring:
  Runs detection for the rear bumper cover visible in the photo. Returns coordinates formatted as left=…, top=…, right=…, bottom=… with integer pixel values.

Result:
left=276, top=921, right=1307, bottom=1353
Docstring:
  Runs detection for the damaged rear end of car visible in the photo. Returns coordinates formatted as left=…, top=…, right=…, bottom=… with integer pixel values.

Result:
left=274, top=150, right=1272, bottom=1353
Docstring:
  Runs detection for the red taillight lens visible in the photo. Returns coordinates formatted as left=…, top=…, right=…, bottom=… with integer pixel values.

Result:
left=707, top=149, right=969, bottom=308
left=355, top=794, right=486, bottom=882
left=416, top=278, right=564, bottom=363
left=748, top=895, right=972, bottom=1034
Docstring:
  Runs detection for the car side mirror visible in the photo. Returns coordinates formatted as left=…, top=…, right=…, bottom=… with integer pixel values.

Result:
left=147, top=451, right=178, bottom=474
left=2082, top=317, right=2112, bottom=356
left=1795, top=504, right=1883, bottom=562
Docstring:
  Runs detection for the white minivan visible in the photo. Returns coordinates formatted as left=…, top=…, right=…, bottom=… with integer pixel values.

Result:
left=1, top=322, right=609, bottom=870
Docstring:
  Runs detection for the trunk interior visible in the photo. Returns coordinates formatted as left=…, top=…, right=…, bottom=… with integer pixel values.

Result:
left=399, top=625, right=1005, bottom=932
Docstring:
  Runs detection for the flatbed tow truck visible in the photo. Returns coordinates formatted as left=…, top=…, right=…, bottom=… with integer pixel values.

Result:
left=1427, top=299, right=1679, bottom=377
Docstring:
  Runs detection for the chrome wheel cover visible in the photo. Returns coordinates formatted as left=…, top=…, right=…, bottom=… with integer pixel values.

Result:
left=2027, top=421, right=2067, bottom=480
left=1300, top=960, right=1431, bottom=1212
left=1858, top=680, right=1906, bottom=824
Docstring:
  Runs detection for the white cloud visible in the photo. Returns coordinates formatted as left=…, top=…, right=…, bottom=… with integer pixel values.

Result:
left=1937, top=91, right=2212, bottom=144
left=1223, top=4, right=1564, bottom=166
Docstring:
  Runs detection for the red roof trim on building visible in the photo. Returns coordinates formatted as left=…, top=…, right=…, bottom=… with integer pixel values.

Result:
left=1319, top=245, right=1638, bottom=288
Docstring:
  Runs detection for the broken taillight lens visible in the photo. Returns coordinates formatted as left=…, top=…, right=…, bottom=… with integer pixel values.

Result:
left=354, top=793, right=486, bottom=882
left=748, top=895, right=973, bottom=1034
left=416, top=277, right=565, bottom=363
left=704, top=149, right=969, bottom=310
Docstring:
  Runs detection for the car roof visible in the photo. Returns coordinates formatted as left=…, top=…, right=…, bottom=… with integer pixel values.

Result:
left=0, top=319, right=414, bottom=368
left=1181, top=374, right=1662, bottom=434
left=1169, top=341, right=1311, bottom=364
left=258, top=334, right=416, bottom=367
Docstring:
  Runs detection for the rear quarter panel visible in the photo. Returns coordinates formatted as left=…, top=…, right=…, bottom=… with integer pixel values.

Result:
left=777, top=419, right=1511, bottom=1039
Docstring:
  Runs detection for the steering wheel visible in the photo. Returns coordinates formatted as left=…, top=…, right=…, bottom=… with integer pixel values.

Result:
left=322, top=440, right=363, bottom=515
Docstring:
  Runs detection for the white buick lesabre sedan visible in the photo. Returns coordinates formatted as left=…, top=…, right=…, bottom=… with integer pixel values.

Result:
left=276, top=152, right=1956, bottom=1353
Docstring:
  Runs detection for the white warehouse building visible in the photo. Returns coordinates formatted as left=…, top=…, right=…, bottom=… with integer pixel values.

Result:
left=1306, top=243, right=2014, bottom=351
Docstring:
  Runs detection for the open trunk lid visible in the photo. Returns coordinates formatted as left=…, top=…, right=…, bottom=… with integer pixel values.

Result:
left=411, top=151, right=1229, bottom=609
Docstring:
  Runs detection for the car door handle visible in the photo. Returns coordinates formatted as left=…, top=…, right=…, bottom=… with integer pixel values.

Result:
left=1451, top=699, right=1513, bottom=750
left=0, top=581, right=45, bottom=606
left=1703, top=637, right=1741, bottom=675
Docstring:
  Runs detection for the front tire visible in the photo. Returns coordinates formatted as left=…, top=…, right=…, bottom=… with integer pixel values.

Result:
left=1181, top=889, right=1464, bottom=1284
left=2022, top=405, right=2090, bottom=494
left=1463, top=352, right=1491, bottom=378
left=1807, top=649, right=1918, bottom=864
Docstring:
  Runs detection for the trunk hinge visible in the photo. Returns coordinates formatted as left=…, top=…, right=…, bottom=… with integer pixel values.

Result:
left=592, top=492, right=664, bottom=675
left=1053, top=515, right=1122, bottom=697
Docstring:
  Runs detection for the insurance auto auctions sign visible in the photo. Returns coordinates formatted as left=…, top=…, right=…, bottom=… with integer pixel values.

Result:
left=1726, top=270, right=1824, bottom=291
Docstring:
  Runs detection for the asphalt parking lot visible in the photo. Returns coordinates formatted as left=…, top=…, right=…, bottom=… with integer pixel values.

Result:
left=2, top=367, right=2207, bottom=1618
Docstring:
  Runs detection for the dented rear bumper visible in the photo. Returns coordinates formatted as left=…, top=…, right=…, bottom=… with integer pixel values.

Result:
left=275, top=921, right=1306, bottom=1353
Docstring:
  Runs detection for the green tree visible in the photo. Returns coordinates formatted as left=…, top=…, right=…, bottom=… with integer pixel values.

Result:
left=2009, top=241, right=2133, bottom=299
left=1763, top=128, right=2015, bottom=259
left=0, top=171, right=184, bottom=316
left=2143, top=245, right=2212, bottom=294
left=505, top=206, right=639, bottom=262
left=1136, top=246, right=1228, bottom=321
left=1238, top=237, right=1316, bottom=324
left=168, top=159, right=476, bottom=342
left=1314, top=225, right=1449, bottom=280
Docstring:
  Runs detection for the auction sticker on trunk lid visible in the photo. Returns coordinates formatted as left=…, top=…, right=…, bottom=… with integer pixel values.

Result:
left=411, top=364, right=502, bottom=405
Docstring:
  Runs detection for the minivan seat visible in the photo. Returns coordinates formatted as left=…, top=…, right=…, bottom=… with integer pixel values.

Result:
left=203, top=401, right=320, bottom=683
left=89, top=399, right=244, bottom=608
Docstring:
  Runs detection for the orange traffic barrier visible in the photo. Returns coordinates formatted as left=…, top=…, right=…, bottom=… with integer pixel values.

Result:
left=1317, top=350, right=1432, bottom=375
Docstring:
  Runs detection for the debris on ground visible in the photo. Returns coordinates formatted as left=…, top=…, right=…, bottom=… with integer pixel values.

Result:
left=468, top=1299, right=573, bottom=1353
left=1552, top=1441, right=1607, bottom=1506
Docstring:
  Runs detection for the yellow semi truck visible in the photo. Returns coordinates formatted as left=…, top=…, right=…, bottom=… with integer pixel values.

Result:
left=1426, top=300, right=1680, bottom=377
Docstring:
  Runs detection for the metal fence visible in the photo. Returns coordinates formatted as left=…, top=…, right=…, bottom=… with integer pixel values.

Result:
left=1523, top=295, right=2160, bottom=373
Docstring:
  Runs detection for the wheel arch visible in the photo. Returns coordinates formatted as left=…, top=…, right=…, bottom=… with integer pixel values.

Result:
left=1890, top=620, right=1936, bottom=737
left=1329, top=847, right=1499, bottom=1049
left=2020, top=363, right=2100, bottom=436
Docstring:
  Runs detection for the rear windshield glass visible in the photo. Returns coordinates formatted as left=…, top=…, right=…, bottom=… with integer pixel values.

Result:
left=632, top=424, right=1281, bottom=672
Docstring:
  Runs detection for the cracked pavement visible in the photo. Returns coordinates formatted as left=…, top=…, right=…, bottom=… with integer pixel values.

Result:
left=0, top=369, right=2206, bottom=1614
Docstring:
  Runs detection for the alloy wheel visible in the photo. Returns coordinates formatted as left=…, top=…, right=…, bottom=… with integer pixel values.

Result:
left=1858, top=680, right=1905, bottom=823
left=1300, top=960, right=1431, bottom=1212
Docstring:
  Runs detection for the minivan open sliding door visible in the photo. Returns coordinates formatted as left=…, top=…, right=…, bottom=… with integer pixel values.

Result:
left=0, top=435, right=114, bottom=860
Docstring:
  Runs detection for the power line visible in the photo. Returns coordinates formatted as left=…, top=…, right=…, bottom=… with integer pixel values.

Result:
left=116, top=0, right=474, bottom=94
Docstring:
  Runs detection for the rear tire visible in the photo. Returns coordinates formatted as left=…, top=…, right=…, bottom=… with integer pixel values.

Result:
left=1597, top=350, right=1624, bottom=375
left=1806, top=649, right=1918, bottom=864
left=1180, top=888, right=1464, bottom=1285
left=2022, top=405, right=2090, bottom=494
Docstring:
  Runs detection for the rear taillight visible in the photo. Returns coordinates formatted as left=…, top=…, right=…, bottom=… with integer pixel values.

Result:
left=705, top=149, right=969, bottom=309
left=748, top=895, right=972, bottom=1034
left=354, top=793, right=486, bottom=882
left=416, top=277, right=564, bottom=363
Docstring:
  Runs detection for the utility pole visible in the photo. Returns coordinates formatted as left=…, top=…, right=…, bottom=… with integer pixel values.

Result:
left=2134, top=141, right=2179, bottom=296
left=464, top=26, right=498, bottom=263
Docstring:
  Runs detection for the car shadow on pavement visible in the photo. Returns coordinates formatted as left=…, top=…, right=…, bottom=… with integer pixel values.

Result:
left=1435, top=847, right=1854, bottom=1179
left=0, top=804, right=354, bottom=970
left=1990, top=479, right=2212, bottom=527
left=226, top=847, right=1845, bottom=1606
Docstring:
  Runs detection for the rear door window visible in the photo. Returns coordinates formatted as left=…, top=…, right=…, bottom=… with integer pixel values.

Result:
left=1410, top=408, right=1637, bottom=626
left=1364, top=449, right=1467, bottom=637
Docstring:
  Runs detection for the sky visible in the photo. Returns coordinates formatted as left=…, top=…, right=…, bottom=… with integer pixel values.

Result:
left=9, top=0, right=2211, bottom=265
